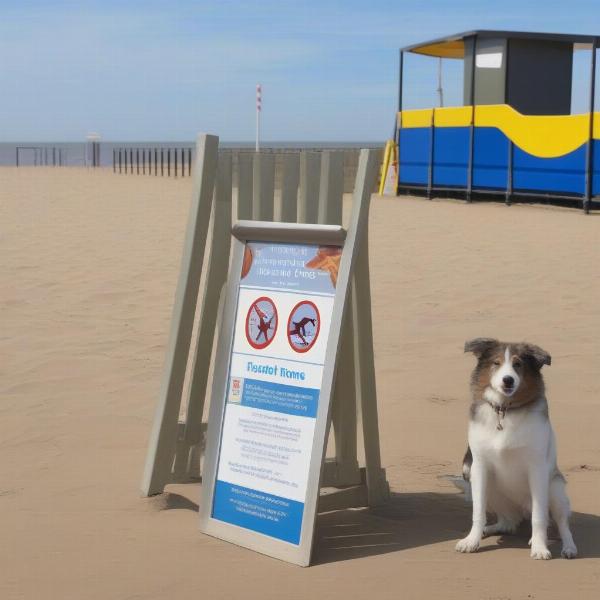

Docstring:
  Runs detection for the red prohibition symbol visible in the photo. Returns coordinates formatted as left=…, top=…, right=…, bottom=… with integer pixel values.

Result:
left=287, top=300, right=320, bottom=353
left=245, top=296, right=278, bottom=349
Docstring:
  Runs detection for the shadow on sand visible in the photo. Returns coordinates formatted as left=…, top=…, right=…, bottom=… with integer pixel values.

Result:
left=313, top=491, right=600, bottom=564
left=154, top=490, right=600, bottom=564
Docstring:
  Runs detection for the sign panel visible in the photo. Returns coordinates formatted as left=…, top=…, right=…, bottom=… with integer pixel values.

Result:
left=211, top=241, right=341, bottom=545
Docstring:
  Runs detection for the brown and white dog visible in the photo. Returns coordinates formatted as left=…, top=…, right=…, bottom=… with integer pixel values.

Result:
left=456, top=338, right=577, bottom=559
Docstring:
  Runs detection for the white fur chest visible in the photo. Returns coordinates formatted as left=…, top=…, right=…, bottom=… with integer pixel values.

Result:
left=469, top=390, right=551, bottom=455
left=468, top=402, right=554, bottom=508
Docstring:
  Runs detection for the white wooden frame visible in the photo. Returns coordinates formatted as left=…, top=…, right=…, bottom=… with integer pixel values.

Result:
left=141, top=137, right=389, bottom=531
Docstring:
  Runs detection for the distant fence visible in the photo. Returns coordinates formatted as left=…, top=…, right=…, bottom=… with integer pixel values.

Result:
left=113, top=146, right=382, bottom=192
left=114, top=147, right=192, bottom=177
left=16, top=146, right=66, bottom=167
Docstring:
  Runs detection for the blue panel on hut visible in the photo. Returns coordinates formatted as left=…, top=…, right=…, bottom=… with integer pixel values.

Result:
left=398, top=128, right=430, bottom=185
left=433, top=127, right=469, bottom=187
left=513, top=144, right=586, bottom=195
left=473, top=127, right=509, bottom=190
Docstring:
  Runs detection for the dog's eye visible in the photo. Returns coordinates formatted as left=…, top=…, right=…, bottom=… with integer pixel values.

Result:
left=493, top=360, right=501, bottom=366
left=514, top=360, right=522, bottom=368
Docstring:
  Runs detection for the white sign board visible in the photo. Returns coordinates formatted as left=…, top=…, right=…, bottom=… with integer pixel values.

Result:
left=200, top=222, right=348, bottom=565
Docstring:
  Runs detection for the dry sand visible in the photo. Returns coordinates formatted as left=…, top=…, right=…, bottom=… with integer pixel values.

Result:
left=1, top=167, right=599, bottom=599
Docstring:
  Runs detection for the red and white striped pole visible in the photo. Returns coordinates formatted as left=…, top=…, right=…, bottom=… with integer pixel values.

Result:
left=256, top=83, right=261, bottom=152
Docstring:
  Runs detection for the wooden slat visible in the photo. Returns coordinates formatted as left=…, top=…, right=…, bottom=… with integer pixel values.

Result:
left=318, top=150, right=360, bottom=487
left=236, top=153, right=253, bottom=220
left=141, top=134, right=219, bottom=496
left=318, top=151, right=344, bottom=226
left=280, top=153, right=300, bottom=222
left=252, top=152, right=275, bottom=221
left=352, top=224, right=390, bottom=506
left=318, top=476, right=368, bottom=512
left=173, top=153, right=233, bottom=479
left=328, top=299, right=360, bottom=485
left=298, top=152, right=321, bottom=223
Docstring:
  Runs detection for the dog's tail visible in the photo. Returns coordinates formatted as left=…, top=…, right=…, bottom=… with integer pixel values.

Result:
left=443, top=475, right=472, bottom=502
left=462, top=446, right=472, bottom=481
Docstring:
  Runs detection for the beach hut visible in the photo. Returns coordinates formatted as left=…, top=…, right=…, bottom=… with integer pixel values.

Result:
left=396, top=30, right=599, bottom=212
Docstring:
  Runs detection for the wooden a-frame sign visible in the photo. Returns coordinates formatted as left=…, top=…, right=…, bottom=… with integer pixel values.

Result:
left=142, top=135, right=389, bottom=566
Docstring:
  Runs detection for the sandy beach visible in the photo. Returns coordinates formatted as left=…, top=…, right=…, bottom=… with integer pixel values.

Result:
left=1, top=166, right=599, bottom=600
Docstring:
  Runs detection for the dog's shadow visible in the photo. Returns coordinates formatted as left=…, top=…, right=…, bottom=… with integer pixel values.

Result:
left=312, top=491, right=600, bottom=564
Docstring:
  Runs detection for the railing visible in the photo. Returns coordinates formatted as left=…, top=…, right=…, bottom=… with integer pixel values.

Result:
left=16, top=146, right=66, bottom=167
left=112, top=147, right=382, bottom=193
left=113, top=147, right=193, bottom=177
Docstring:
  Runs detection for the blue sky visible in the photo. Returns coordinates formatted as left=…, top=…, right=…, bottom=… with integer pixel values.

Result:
left=1, top=0, right=599, bottom=141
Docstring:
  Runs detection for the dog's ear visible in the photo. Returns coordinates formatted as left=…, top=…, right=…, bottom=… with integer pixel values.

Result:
left=464, top=337, right=499, bottom=358
left=521, top=343, right=551, bottom=369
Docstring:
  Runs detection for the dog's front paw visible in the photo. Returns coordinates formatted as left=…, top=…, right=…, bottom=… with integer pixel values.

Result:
left=530, top=545, right=552, bottom=560
left=455, top=536, right=480, bottom=553
left=561, top=543, right=577, bottom=559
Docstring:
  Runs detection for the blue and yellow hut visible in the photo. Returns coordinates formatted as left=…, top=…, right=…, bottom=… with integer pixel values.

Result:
left=396, top=30, right=599, bottom=212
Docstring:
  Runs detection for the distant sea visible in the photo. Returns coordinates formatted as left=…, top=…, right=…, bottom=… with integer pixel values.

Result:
left=0, top=141, right=383, bottom=167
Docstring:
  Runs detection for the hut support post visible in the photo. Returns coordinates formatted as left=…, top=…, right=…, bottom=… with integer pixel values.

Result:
left=585, top=41, right=597, bottom=214
left=396, top=50, right=404, bottom=195
left=467, top=35, right=477, bottom=203
left=506, top=140, right=513, bottom=206
left=427, top=109, right=435, bottom=199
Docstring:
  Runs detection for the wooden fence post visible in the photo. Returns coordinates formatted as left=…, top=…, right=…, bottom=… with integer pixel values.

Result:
left=237, top=153, right=254, bottom=220
left=252, top=152, right=275, bottom=220
left=298, top=152, right=321, bottom=223
left=280, top=153, right=300, bottom=222
left=318, top=151, right=344, bottom=225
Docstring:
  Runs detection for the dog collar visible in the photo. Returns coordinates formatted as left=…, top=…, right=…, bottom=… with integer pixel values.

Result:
left=491, top=404, right=508, bottom=430
left=486, top=397, right=537, bottom=430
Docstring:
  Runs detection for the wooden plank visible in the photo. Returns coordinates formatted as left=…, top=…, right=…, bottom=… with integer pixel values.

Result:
left=318, top=150, right=359, bottom=487
left=141, top=134, right=219, bottom=497
left=298, top=152, right=321, bottom=223
left=318, top=480, right=368, bottom=513
left=173, top=153, right=233, bottom=479
left=328, top=298, right=360, bottom=486
left=352, top=223, right=390, bottom=507
left=236, top=153, right=253, bottom=220
left=279, top=153, right=300, bottom=222
left=317, top=151, right=344, bottom=226
left=252, top=152, right=275, bottom=221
